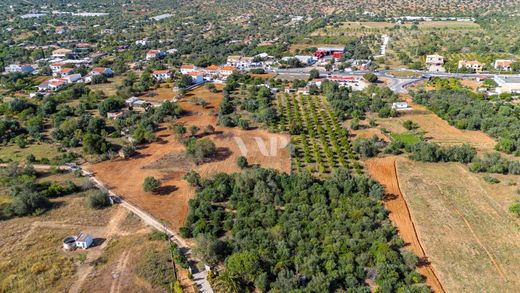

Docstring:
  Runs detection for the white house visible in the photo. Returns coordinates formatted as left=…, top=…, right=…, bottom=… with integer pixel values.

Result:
left=426, top=54, right=444, bottom=65
left=52, top=48, right=73, bottom=59
left=226, top=56, right=253, bottom=69
left=188, top=71, right=204, bottom=84
left=90, top=67, right=113, bottom=76
left=152, top=70, right=171, bottom=81
left=62, top=73, right=82, bottom=84
left=4, top=64, right=34, bottom=74
left=204, top=65, right=221, bottom=76
left=135, top=39, right=148, bottom=46
left=49, top=80, right=66, bottom=91
left=55, top=67, right=74, bottom=77
left=180, top=64, right=197, bottom=74
left=50, top=63, right=63, bottom=73
left=220, top=66, right=236, bottom=77
left=458, top=60, right=483, bottom=72
left=145, top=50, right=165, bottom=61
left=494, top=60, right=514, bottom=71
left=75, top=233, right=93, bottom=249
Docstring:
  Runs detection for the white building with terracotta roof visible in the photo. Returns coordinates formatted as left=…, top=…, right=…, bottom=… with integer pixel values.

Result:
left=458, top=60, right=483, bottom=72
left=152, top=69, right=172, bottom=81
left=494, top=59, right=514, bottom=71
left=188, top=71, right=204, bottom=84
left=145, top=50, right=165, bottom=61
left=180, top=64, right=197, bottom=75
left=55, top=67, right=75, bottom=77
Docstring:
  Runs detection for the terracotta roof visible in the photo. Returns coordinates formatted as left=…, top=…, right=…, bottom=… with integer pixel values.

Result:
left=147, top=50, right=159, bottom=55
left=92, top=67, right=108, bottom=73
left=496, top=60, right=513, bottom=66
left=153, top=70, right=171, bottom=74
left=50, top=80, right=65, bottom=87
left=206, top=65, right=220, bottom=71
left=221, top=66, right=236, bottom=71
left=181, top=64, right=195, bottom=69
left=188, top=71, right=202, bottom=76
left=59, top=68, right=74, bottom=73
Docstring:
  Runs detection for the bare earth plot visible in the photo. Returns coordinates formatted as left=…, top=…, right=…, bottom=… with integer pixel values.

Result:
left=87, top=85, right=291, bottom=232
left=397, top=160, right=520, bottom=292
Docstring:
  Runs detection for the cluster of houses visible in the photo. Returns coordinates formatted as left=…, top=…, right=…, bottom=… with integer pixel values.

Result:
left=149, top=63, right=238, bottom=84
left=37, top=65, right=113, bottom=92
left=287, top=75, right=369, bottom=95
left=426, top=53, right=516, bottom=73
left=458, top=59, right=514, bottom=72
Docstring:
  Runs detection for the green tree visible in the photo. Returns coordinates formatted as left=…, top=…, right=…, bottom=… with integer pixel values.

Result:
left=363, top=72, right=378, bottom=83
left=236, top=156, right=248, bottom=169
left=143, top=176, right=161, bottom=193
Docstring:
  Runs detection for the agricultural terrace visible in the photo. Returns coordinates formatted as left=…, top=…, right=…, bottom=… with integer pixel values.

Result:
left=276, top=94, right=359, bottom=175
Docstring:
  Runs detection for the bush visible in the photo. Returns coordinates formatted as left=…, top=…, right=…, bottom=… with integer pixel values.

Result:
left=236, top=156, right=248, bottom=169
left=363, top=72, right=378, bottom=83
left=86, top=191, right=111, bottom=209
left=4, top=192, right=51, bottom=217
left=143, top=176, right=161, bottom=193
left=510, top=201, right=520, bottom=217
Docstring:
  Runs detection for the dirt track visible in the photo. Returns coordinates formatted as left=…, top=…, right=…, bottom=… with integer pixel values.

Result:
left=365, top=156, right=445, bottom=293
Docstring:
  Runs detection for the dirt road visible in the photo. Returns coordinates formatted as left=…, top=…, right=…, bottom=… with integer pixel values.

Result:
left=365, top=156, right=445, bottom=293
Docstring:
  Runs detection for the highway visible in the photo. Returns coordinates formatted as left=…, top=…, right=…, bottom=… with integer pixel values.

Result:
left=272, top=67, right=518, bottom=94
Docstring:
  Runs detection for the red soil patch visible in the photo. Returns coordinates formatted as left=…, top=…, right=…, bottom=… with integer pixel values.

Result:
left=86, top=85, right=291, bottom=232
left=365, top=156, right=445, bottom=293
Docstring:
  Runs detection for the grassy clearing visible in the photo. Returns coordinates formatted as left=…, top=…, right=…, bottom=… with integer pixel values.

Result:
left=390, top=133, right=421, bottom=145
left=0, top=143, right=62, bottom=163
left=397, top=160, right=520, bottom=292
left=87, top=75, right=125, bottom=96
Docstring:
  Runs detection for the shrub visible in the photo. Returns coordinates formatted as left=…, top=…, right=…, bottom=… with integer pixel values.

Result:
left=143, top=176, right=161, bottom=193
left=86, top=191, right=111, bottom=209
left=4, top=192, right=51, bottom=217
left=236, top=156, right=248, bottom=169
left=510, top=201, right=520, bottom=217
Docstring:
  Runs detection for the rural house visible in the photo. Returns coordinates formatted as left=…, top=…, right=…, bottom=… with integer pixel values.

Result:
left=180, top=64, right=197, bottom=74
left=145, top=49, right=165, bottom=61
left=458, top=60, right=483, bottom=72
left=494, top=59, right=514, bottom=71
left=152, top=69, right=171, bottom=81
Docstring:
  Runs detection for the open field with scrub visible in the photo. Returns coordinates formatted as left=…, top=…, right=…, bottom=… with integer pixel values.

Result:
left=87, top=85, right=291, bottom=232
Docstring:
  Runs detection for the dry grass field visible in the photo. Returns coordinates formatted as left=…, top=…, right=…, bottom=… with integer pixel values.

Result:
left=0, top=172, right=194, bottom=293
left=373, top=96, right=496, bottom=152
left=87, top=85, right=291, bottom=232
left=397, top=159, right=520, bottom=292
left=87, top=75, right=125, bottom=96
left=365, top=157, right=445, bottom=293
